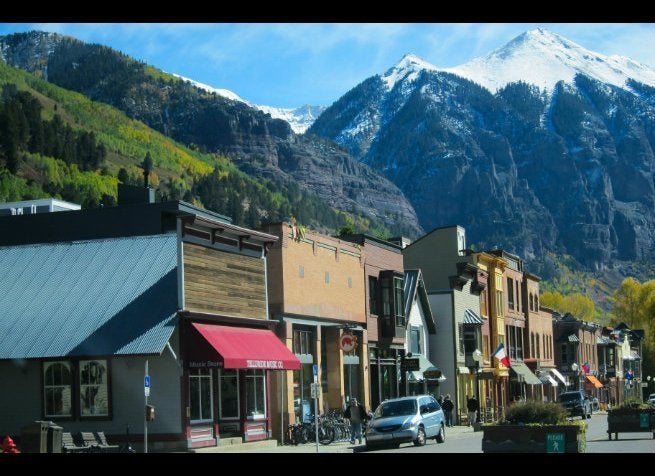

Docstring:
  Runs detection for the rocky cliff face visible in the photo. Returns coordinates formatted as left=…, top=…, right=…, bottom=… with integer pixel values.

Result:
left=310, top=56, right=655, bottom=269
left=0, top=31, right=423, bottom=238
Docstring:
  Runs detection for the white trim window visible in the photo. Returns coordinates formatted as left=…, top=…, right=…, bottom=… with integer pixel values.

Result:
left=219, top=369, right=240, bottom=419
left=43, top=361, right=73, bottom=418
left=245, top=369, right=266, bottom=418
left=189, top=368, right=213, bottom=423
left=79, top=359, right=109, bottom=417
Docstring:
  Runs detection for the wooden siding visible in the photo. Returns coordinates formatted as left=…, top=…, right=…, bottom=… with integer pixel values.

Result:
left=184, top=242, right=267, bottom=319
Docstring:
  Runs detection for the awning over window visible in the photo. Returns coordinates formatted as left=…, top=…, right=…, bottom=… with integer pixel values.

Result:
left=586, top=375, right=603, bottom=389
left=406, top=355, right=445, bottom=382
left=463, top=309, right=483, bottom=325
left=538, top=370, right=558, bottom=386
left=510, top=362, right=543, bottom=385
left=550, top=368, right=568, bottom=386
left=189, top=323, right=301, bottom=370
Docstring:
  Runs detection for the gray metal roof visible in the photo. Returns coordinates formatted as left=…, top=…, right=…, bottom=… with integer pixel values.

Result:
left=0, top=234, right=179, bottom=359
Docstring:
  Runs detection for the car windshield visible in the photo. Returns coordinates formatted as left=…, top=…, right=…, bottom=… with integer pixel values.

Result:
left=559, top=393, right=580, bottom=402
left=376, top=399, right=417, bottom=418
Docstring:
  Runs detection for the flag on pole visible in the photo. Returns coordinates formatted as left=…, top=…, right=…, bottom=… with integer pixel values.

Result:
left=492, top=343, right=510, bottom=368
left=582, top=362, right=590, bottom=374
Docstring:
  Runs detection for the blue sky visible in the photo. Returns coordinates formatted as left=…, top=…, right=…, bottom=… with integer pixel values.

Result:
left=0, top=23, right=654, bottom=108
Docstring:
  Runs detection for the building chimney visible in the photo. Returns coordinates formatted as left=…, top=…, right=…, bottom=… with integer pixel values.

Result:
left=118, top=184, right=155, bottom=205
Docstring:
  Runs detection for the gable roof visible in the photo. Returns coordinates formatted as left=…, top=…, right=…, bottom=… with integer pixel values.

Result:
left=403, top=269, right=436, bottom=334
left=0, top=234, right=178, bottom=359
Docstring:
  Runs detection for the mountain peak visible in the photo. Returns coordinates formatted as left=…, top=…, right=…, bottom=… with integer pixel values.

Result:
left=445, top=28, right=655, bottom=93
left=382, top=53, right=438, bottom=90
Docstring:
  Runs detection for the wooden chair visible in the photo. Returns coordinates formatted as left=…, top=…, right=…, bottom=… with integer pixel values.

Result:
left=80, top=432, right=102, bottom=452
left=62, top=432, right=88, bottom=453
left=94, top=431, right=120, bottom=452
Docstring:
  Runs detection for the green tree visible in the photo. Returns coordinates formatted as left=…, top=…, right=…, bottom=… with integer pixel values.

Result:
left=142, top=151, right=153, bottom=187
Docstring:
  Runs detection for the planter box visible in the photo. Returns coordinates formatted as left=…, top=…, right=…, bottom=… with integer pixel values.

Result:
left=607, top=408, right=655, bottom=440
left=482, top=424, right=584, bottom=453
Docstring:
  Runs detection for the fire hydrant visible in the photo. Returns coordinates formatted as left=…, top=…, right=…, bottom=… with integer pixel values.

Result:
left=1, top=436, right=20, bottom=453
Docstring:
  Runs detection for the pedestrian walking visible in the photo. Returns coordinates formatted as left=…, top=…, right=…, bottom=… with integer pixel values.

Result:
left=344, top=398, right=368, bottom=445
left=441, top=394, right=454, bottom=427
left=467, top=395, right=479, bottom=426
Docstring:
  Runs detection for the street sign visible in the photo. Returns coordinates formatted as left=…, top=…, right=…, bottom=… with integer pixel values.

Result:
left=312, top=364, right=318, bottom=376
left=310, top=383, right=321, bottom=398
left=144, top=375, right=150, bottom=397
left=546, top=432, right=565, bottom=453
left=401, top=358, right=420, bottom=372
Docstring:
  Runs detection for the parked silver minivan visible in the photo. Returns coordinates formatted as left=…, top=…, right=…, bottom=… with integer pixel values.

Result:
left=365, top=395, right=446, bottom=449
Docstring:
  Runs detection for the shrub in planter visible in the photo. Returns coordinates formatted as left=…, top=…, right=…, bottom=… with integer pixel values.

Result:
left=482, top=401, right=586, bottom=453
left=504, top=400, right=568, bottom=425
left=607, top=398, right=655, bottom=440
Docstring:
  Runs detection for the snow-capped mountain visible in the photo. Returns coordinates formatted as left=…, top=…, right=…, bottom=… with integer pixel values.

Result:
left=381, top=53, right=438, bottom=91
left=172, top=74, right=245, bottom=102
left=171, top=73, right=324, bottom=133
left=445, top=28, right=655, bottom=93
left=309, top=28, right=655, bottom=270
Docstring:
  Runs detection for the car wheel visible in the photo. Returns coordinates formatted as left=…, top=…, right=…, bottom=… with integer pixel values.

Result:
left=413, top=426, right=426, bottom=446
left=436, top=424, right=445, bottom=443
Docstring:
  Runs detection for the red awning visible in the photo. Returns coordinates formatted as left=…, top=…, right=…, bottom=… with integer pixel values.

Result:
left=190, top=323, right=300, bottom=370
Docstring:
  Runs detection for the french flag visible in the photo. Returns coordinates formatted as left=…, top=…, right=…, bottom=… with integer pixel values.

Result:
left=492, top=343, right=510, bottom=368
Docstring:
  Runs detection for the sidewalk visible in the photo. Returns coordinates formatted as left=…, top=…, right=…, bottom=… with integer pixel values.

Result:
left=192, top=424, right=477, bottom=453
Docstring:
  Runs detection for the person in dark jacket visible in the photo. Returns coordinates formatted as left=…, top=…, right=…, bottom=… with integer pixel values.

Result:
left=467, top=395, right=479, bottom=426
left=344, top=398, right=368, bottom=445
left=441, top=394, right=454, bottom=427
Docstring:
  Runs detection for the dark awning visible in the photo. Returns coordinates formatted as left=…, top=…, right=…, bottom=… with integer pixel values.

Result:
left=189, top=323, right=300, bottom=370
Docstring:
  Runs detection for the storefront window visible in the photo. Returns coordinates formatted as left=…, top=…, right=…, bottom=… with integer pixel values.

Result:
left=43, top=362, right=72, bottom=418
left=219, top=369, right=239, bottom=419
left=245, top=370, right=266, bottom=418
left=79, top=359, right=109, bottom=417
left=190, top=368, right=213, bottom=422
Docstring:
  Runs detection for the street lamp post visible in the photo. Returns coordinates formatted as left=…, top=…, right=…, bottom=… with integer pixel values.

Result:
left=571, top=363, right=579, bottom=390
left=472, top=349, right=483, bottom=424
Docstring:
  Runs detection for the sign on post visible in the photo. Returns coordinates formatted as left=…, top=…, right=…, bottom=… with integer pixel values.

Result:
left=144, top=374, right=151, bottom=397
left=401, top=358, right=420, bottom=372
left=312, top=364, right=318, bottom=383
left=546, top=432, right=565, bottom=453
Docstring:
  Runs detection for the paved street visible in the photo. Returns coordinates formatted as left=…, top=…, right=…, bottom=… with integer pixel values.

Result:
left=194, top=411, right=655, bottom=454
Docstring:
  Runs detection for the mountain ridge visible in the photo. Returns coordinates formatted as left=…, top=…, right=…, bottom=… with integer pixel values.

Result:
left=0, top=30, right=423, bottom=239
left=309, top=29, right=655, bottom=277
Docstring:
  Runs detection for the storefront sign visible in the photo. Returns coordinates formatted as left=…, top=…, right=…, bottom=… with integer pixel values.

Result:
left=339, top=333, right=357, bottom=352
left=246, top=359, right=285, bottom=369
left=401, top=358, right=420, bottom=371
left=189, top=361, right=223, bottom=368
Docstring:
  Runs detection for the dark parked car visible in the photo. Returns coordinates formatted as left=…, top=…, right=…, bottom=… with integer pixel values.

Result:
left=558, top=390, right=592, bottom=419
left=365, top=395, right=445, bottom=450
